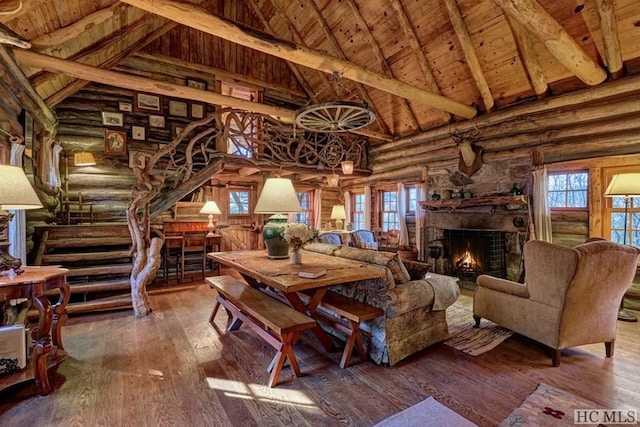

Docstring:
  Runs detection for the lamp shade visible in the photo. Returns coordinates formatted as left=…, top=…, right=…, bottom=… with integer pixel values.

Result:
left=73, top=152, right=96, bottom=166
left=254, top=177, right=302, bottom=214
left=327, top=173, right=339, bottom=187
left=604, top=173, right=640, bottom=197
left=199, top=200, right=221, bottom=215
left=0, top=165, right=42, bottom=209
left=331, top=205, right=346, bottom=220
left=341, top=160, right=354, bottom=175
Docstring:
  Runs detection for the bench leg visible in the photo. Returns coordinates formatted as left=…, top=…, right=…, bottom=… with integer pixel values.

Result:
left=340, top=320, right=366, bottom=369
left=209, top=300, right=221, bottom=326
left=215, top=295, right=244, bottom=331
left=268, top=332, right=302, bottom=388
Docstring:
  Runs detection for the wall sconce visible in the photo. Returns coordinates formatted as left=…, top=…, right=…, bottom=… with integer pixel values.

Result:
left=331, top=205, right=346, bottom=230
left=254, top=177, right=302, bottom=259
left=327, top=173, right=340, bottom=187
left=73, top=152, right=96, bottom=166
left=0, top=165, right=43, bottom=274
left=199, top=201, right=221, bottom=237
left=341, top=160, right=354, bottom=175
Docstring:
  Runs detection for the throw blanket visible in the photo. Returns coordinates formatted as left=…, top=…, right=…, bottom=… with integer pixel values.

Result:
left=425, top=274, right=460, bottom=310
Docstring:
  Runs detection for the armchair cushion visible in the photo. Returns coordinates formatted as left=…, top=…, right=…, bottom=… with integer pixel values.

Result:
left=476, top=275, right=530, bottom=298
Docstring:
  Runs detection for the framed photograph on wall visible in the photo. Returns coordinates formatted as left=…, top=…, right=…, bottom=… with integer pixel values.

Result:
left=149, top=115, right=165, bottom=128
left=119, top=102, right=132, bottom=112
left=104, top=130, right=127, bottom=156
left=190, top=102, right=205, bottom=119
left=131, top=125, right=146, bottom=140
left=171, top=122, right=187, bottom=138
left=186, top=78, right=207, bottom=90
left=168, top=100, right=188, bottom=117
left=134, top=92, right=163, bottom=112
left=129, top=151, right=146, bottom=169
left=102, top=111, right=124, bottom=127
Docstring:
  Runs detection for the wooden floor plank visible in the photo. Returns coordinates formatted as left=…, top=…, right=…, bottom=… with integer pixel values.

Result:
left=1, top=277, right=639, bottom=426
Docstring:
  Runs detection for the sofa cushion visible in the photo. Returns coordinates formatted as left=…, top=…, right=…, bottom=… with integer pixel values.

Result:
left=304, top=242, right=340, bottom=255
left=402, top=260, right=431, bottom=280
left=333, top=246, right=410, bottom=285
left=386, top=280, right=435, bottom=317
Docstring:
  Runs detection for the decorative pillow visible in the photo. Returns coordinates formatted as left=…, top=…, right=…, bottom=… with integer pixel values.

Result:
left=387, top=255, right=411, bottom=285
left=361, top=241, right=379, bottom=250
left=303, top=242, right=339, bottom=255
left=402, top=260, right=431, bottom=280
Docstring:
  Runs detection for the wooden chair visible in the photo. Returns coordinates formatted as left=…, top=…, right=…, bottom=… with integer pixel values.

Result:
left=62, top=191, right=94, bottom=225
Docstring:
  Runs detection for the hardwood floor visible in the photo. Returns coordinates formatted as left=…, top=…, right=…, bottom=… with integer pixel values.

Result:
left=1, top=275, right=639, bottom=426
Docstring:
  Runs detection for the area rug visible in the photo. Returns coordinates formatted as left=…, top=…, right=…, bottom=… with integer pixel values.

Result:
left=500, top=383, right=612, bottom=426
left=444, top=295, right=513, bottom=356
left=374, top=396, right=477, bottom=427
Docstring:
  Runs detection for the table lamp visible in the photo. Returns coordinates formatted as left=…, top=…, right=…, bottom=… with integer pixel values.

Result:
left=254, top=177, right=302, bottom=259
left=331, top=205, right=346, bottom=230
left=199, top=201, right=221, bottom=237
left=0, top=165, right=43, bottom=274
left=604, top=172, right=640, bottom=322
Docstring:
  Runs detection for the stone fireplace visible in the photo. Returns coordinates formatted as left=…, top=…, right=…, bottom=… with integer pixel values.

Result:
left=445, top=230, right=506, bottom=284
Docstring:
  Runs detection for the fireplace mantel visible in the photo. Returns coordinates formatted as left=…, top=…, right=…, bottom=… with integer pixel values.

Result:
left=421, top=195, right=529, bottom=211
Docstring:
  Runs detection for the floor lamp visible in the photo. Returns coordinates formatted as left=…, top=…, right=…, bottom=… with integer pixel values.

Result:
left=604, top=173, right=640, bottom=322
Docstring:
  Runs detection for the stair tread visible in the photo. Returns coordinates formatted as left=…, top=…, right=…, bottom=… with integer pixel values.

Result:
left=66, top=264, right=133, bottom=277
left=66, top=295, right=132, bottom=315
left=42, top=250, right=131, bottom=263
left=67, top=279, right=131, bottom=294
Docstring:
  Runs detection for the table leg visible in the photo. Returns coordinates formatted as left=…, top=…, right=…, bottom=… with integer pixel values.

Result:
left=283, top=290, right=337, bottom=352
left=31, top=295, right=53, bottom=395
left=51, top=279, right=70, bottom=351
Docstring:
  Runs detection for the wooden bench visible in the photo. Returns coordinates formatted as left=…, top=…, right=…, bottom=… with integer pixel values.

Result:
left=301, top=290, right=384, bottom=368
left=206, top=276, right=316, bottom=387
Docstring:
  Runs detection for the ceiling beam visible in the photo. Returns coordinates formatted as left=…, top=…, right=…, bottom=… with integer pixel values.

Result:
left=14, top=48, right=294, bottom=120
left=505, top=15, right=548, bottom=96
left=444, top=0, right=495, bottom=112
left=388, top=0, right=451, bottom=123
left=592, top=0, right=623, bottom=78
left=491, top=0, right=607, bottom=86
left=0, top=21, right=30, bottom=48
left=0, top=0, right=39, bottom=22
left=118, top=0, right=477, bottom=119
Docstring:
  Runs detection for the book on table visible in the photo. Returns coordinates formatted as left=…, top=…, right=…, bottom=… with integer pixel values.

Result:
left=298, top=267, right=327, bottom=278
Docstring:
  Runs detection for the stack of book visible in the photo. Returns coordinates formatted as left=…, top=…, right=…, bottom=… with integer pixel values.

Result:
left=298, top=267, right=327, bottom=279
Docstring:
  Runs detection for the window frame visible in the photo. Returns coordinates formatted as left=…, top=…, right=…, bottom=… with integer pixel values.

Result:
left=547, top=170, right=589, bottom=211
left=379, top=189, right=399, bottom=232
left=228, top=189, right=251, bottom=217
left=351, top=192, right=365, bottom=231
left=405, top=185, right=418, bottom=216
left=294, top=191, right=314, bottom=225
left=602, top=167, right=640, bottom=247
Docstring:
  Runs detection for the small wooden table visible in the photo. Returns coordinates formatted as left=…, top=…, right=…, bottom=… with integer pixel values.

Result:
left=0, top=266, right=70, bottom=395
left=207, top=250, right=385, bottom=351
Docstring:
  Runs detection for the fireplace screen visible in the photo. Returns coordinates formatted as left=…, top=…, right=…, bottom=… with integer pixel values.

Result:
left=445, top=230, right=506, bottom=282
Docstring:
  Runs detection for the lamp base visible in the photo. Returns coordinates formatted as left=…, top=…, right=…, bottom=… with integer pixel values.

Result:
left=263, top=214, right=289, bottom=259
left=206, top=215, right=217, bottom=237
left=0, top=241, right=23, bottom=275
left=335, top=219, right=343, bottom=230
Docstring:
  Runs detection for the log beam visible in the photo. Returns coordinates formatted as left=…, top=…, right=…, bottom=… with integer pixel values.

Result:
left=118, top=0, right=477, bottom=119
left=491, top=0, right=607, bottom=86
left=506, top=15, right=548, bottom=96
left=0, top=21, right=29, bottom=48
left=13, top=49, right=295, bottom=121
left=593, top=0, right=623, bottom=78
left=444, top=0, right=495, bottom=111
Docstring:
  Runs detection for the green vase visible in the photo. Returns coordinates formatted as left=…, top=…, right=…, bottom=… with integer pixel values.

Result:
left=263, top=214, right=289, bottom=259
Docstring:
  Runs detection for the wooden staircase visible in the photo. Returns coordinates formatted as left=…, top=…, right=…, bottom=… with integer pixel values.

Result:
left=32, top=224, right=134, bottom=314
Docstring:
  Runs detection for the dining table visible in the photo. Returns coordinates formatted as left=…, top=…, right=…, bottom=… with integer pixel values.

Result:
left=207, top=249, right=386, bottom=351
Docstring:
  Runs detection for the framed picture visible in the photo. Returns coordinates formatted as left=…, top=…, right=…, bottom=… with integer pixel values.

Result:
left=169, top=99, right=188, bottom=117
left=131, top=125, right=146, bottom=140
left=171, top=122, right=187, bottom=138
left=190, top=102, right=205, bottom=119
left=149, top=115, right=165, bottom=128
left=104, top=129, right=127, bottom=156
left=129, top=151, right=146, bottom=169
left=135, top=92, right=163, bottom=112
left=186, top=78, right=207, bottom=90
left=102, top=111, right=124, bottom=127
left=119, top=102, right=132, bottom=112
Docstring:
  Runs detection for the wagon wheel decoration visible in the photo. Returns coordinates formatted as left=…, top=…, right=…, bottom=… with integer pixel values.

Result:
left=295, top=101, right=376, bottom=132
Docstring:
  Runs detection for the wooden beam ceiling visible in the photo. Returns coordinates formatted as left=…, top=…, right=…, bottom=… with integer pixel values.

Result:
left=491, top=0, right=607, bottom=86
left=505, top=15, right=548, bottom=96
left=592, top=0, right=623, bottom=78
left=118, top=0, right=477, bottom=119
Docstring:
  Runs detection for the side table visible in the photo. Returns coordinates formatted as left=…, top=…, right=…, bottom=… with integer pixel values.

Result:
left=0, top=266, right=70, bottom=395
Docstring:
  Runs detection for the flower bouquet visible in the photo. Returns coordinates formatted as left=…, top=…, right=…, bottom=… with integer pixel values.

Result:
left=281, top=223, right=319, bottom=251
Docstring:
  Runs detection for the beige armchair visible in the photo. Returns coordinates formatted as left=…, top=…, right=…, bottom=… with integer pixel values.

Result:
left=473, top=239, right=640, bottom=366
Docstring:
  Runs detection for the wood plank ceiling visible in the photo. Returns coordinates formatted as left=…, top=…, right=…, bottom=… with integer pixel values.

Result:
left=2, top=0, right=640, bottom=143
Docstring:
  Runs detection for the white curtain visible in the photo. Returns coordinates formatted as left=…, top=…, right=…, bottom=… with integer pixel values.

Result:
left=397, top=183, right=409, bottom=246
left=532, top=166, right=553, bottom=242
left=364, top=185, right=372, bottom=231
left=50, top=143, right=63, bottom=187
left=343, top=190, right=351, bottom=228
left=8, top=143, right=27, bottom=263
left=313, top=188, right=322, bottom=229
left=415, top=181, right=427, bottom=260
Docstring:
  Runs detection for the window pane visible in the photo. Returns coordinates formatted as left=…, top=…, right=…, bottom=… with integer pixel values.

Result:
left=229, top=191, right=249, bottom=214
left=567, top=190, right=587, bottom=208
left=548, top=191, right=566, bottom=208
left=611, top=212, right=627, bottom=229
left=548, top=174, right=566, bottom=191
left=548, top=172, right=587, bottom=208
left=568, top=172, right=588, bottom=190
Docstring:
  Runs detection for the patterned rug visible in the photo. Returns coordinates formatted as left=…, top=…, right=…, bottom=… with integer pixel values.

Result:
left=444, top=295, right=513, bottom=356
left=500, top=383, right=614, bottom=426
left=374, top=396, right=477, bottom=427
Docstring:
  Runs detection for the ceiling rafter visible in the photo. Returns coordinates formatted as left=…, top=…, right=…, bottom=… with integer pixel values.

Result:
left=30, top=3, right=128, bottom=49
left=505, top=14, right=548, bottom=97
left=0, top=0, right=39, bottom=23
left=387, top=0, right=451, bottom=123
left=592, top=0, right=623, bottom=79
left=444, top=0, right=495, bottom=112
left=298, top=0, right=391, bottom=135
left=245, top=0, right=315, bottom=100
left=118, top=0, right=477, bottom=119
left=344, top=0, right=420, bottom=132
left=491, top=0, right=607, bottom=86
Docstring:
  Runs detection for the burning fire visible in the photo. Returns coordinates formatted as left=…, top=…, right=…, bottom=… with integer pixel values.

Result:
left=455, top=242, right=480, bottom=273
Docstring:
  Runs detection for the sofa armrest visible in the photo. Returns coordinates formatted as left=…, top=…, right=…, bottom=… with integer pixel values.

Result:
left=476, top=275, right=530, bottom=298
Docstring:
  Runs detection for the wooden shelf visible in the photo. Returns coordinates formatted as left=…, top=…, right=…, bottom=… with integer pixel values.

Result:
left=421, top=195, right=529, bottom=210
left=0, top=347, right=67, bottom=392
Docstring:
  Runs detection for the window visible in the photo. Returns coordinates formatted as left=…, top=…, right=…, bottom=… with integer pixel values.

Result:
left=548, top=171, right=588, bottom=209
left=603, top=169, right=640, bottom=247
left=381, top=190, right=399, bottom=232
left=229, top=191, right=249, bottom=215
left=222, top=82, right=259, bottom=158
left=294, top=192, right=312, bottom=225
left=406, top=186, right=418, bottom=214
left=352, top=193, right=365, bottom=230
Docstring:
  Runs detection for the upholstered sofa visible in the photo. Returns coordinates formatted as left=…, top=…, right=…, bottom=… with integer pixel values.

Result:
left=303, top=242, right=460, bottom=366
left=474, top=239, right=640, bottom=366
